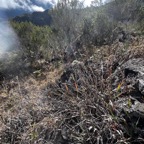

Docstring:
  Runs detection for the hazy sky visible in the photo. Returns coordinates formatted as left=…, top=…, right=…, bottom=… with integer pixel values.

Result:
left=0, top=0, right=48, bottom=11
left=0, top=0, right=106, bottom=12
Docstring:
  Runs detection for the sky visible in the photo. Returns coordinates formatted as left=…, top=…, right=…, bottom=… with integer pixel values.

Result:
left=0, top=0, right=106, bottom=12
left=0, top=0, right=53, bottom=12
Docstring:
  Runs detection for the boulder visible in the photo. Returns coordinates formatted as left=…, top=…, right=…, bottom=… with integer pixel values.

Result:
left=122, top=58, right=144, bottom=95
left=113, top=59, right=144, bottom=131
left=113, top=59, right=144, bottom=138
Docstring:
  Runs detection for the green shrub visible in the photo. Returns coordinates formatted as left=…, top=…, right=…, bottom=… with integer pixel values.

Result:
left=11, top=21, right=52, bottom=62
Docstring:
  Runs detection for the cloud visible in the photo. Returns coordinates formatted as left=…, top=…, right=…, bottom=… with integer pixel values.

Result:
left=0, top=0, right=45, bottom=12
left=0, top=0, right=20, bottom=9
left=0, top=0, right=102, bottom=12
left=35, top=0, right=105, bottom=7
left=0, top=0, right=106, bottom=13
left=31, top=5, right=45, bottom=12
left=35, top=0, right=56, bottom=5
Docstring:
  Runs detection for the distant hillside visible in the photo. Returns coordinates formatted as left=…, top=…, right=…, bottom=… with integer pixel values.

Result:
left=1, top=0, right=52, bottom=19
left=0, top=9, right=27, bottom=20
left=12, top=9, right=52, bottom=26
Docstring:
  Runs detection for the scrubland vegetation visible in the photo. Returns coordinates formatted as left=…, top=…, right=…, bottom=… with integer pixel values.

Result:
left=0, top=0, right=144, bottom=143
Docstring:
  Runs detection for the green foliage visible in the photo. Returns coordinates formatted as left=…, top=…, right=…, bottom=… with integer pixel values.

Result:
left=104, top=0, right=144, bottom=31
left=94, top=12, right=117, bottom=44
left=11, top=21, right=52, bottom=62
left=81, top=6, right=118, bottom=46
left=49, top=0, right=84, bottom=48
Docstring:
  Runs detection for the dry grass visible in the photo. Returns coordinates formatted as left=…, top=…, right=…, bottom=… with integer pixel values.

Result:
left=0, top=36, right=144, bottom=144
left=0, top=65, right=64, bottom=144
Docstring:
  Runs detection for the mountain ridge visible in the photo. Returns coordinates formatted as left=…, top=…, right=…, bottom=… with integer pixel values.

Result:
left=12, top=9, right=52, bottom=26
left=0, top=0, right=52, bottom=19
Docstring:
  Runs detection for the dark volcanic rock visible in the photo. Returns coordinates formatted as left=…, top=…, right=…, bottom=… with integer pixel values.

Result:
left=114, top=58, right=144, bottom=138
left=112, top=58, right=144, bottom=115
left=122, top=58, right=144, bottom=95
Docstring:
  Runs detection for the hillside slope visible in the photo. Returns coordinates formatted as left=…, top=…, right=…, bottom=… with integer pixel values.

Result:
left=0, top=0, right=144, bottom=143
left=0, top=36, right=144, bottom=143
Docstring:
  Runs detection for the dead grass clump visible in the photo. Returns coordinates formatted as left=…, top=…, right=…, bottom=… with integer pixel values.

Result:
left=43, top=64, right=128, bottom=143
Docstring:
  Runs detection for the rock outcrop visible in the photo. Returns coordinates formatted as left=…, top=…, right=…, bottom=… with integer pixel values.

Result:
left=122, top=58, right=144, bottom=95
left=113, top=58, right=144, bottom=137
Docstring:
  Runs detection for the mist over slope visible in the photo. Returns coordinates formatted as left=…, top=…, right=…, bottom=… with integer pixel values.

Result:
left=0, top=21, right=19, bottom=52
